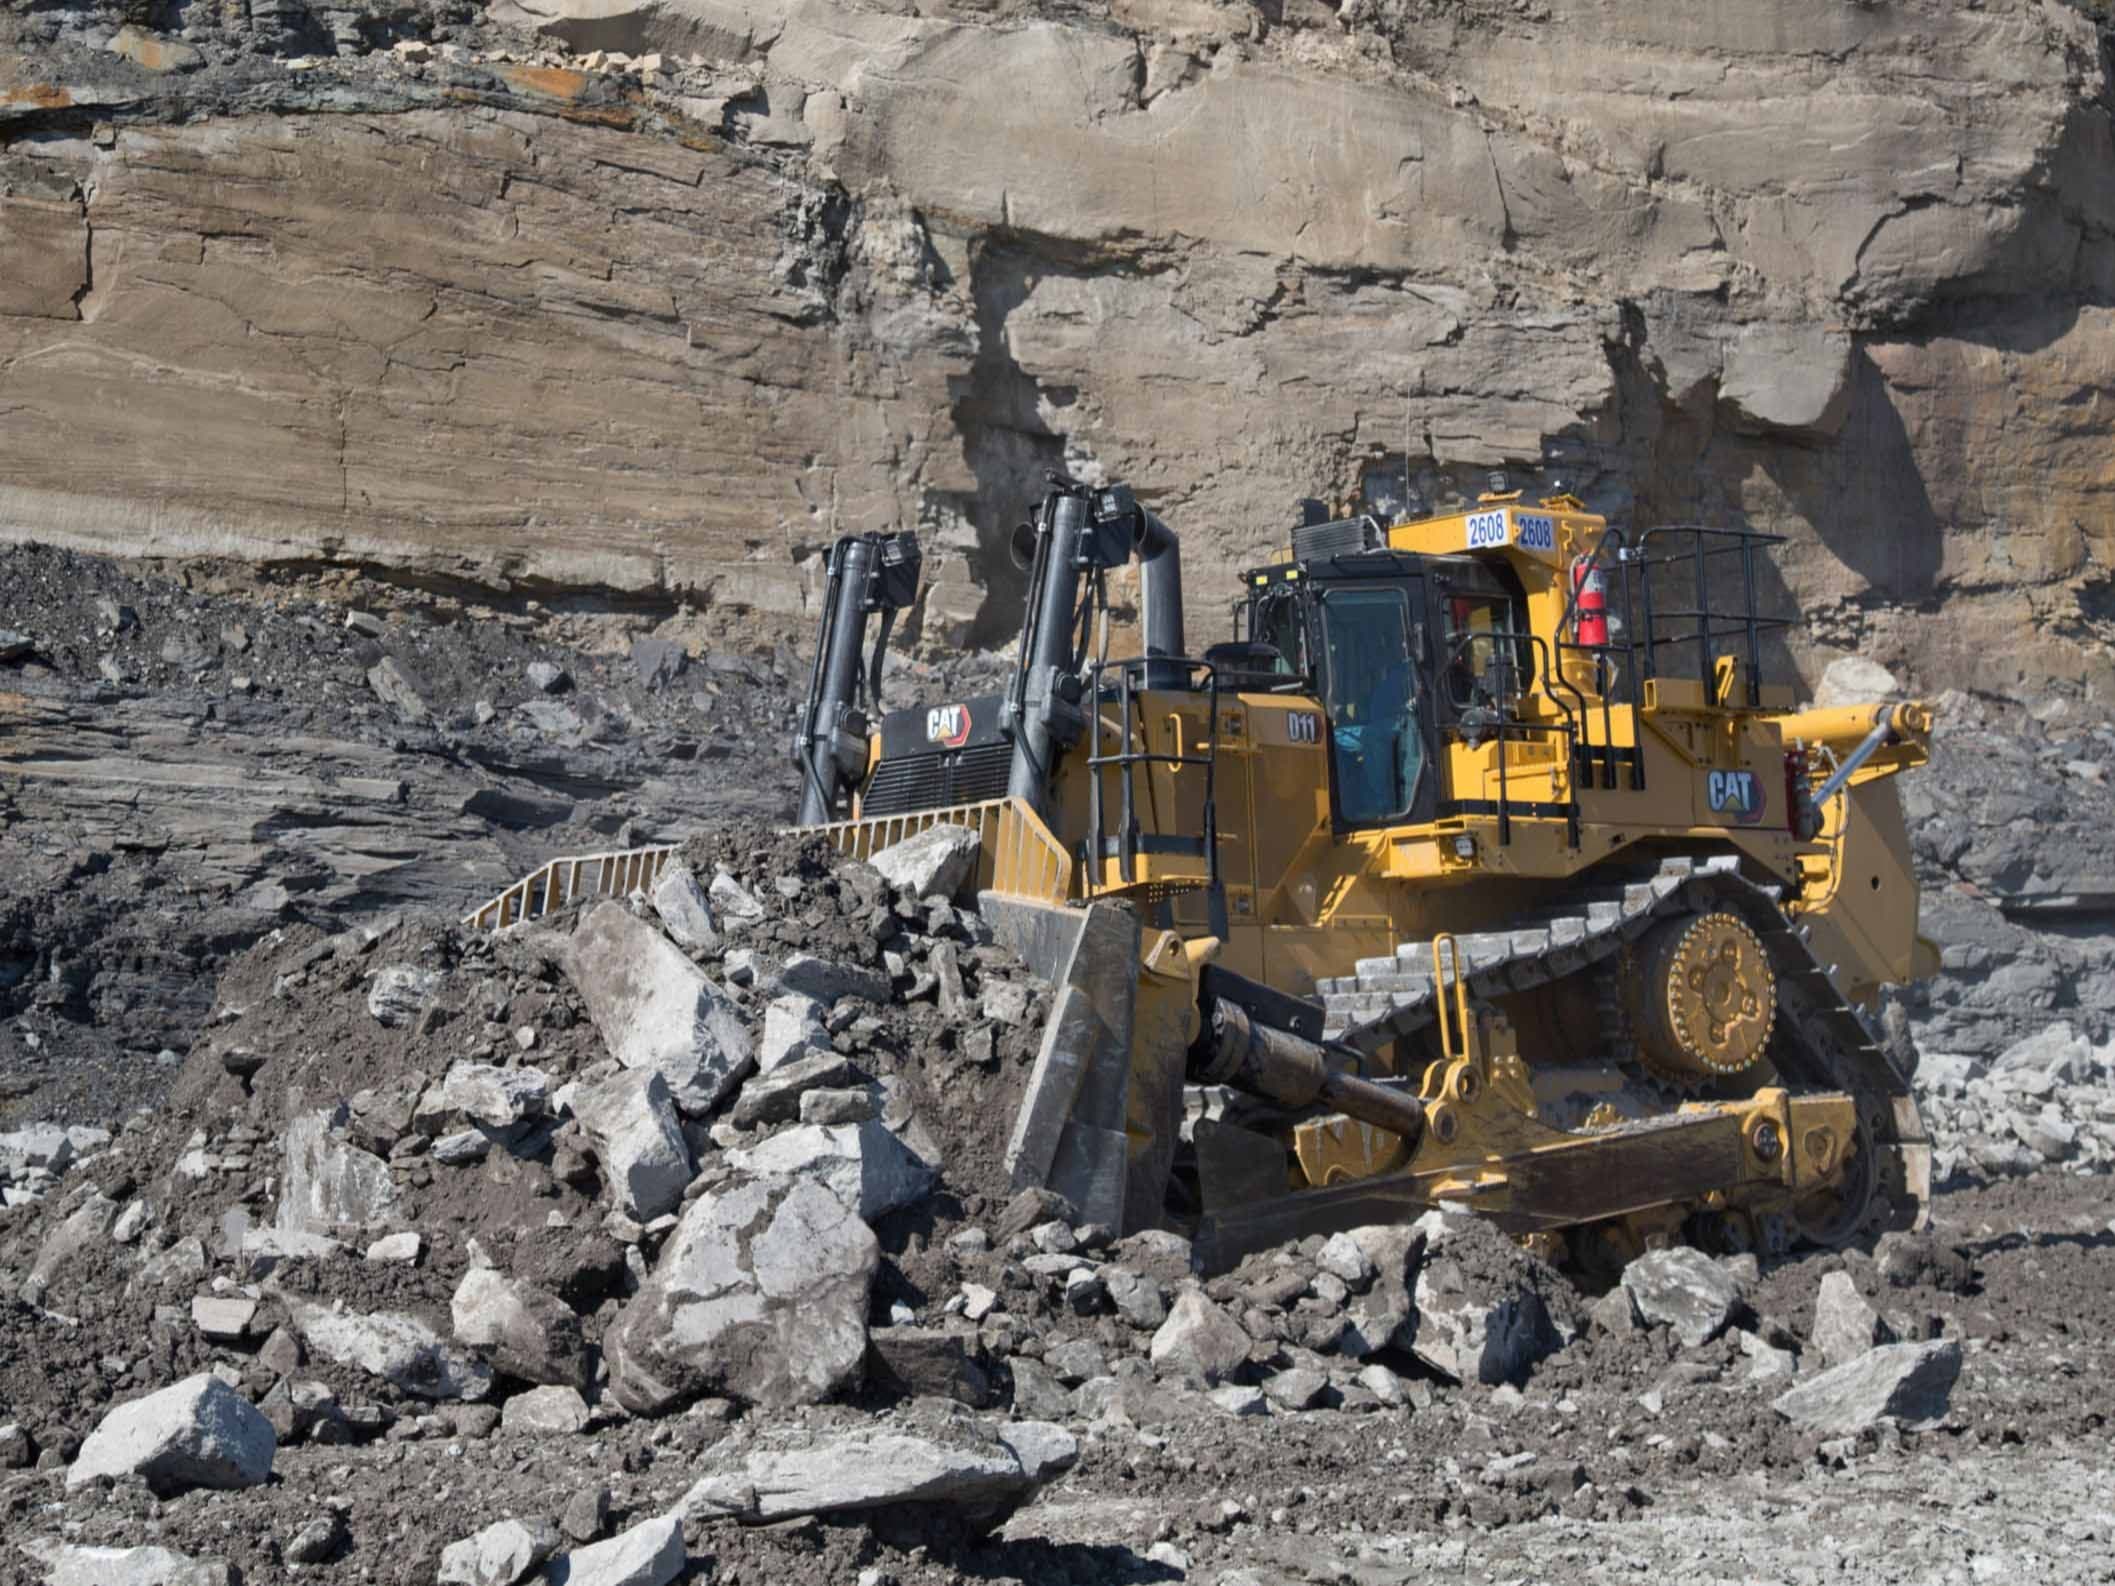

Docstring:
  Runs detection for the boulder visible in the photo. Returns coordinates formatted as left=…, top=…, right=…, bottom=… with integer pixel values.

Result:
left=868, top=824, right=981, bottom=901
left=191, top=1297, right=259, bottom=1342
left=604, top=1174, right=878, bottom=1414
left=729, top=1050, right=860, bottom=1128
left=573, top=1069, right=692, bottom=1221
left=366, top=1232, right=423, bottom=1264
left=1105, top=1265, right=1169, bottom=1329
left=19, top=1540, right=234, bottom=1585
left=777, top=952, right=892, bottom=1005
left=27, top=1195, right=119, bottom=1295
left=452, top=1269, right=590, bottom=1388
left=1811, top=1270, right=1890, bottom=1368
left=1812, top=655, right=1900, bottom=708
left=1316, top=1232, right=1375, bottom=1289
left=565, top=901, right=753, bottom=1115
left=866, top=1327, right=995, bottom=1407
left=438, top=1517, right=562, bottom=1586
left=279, top=1108, right=399, bottom=1234
left=1149, top=1289, right=1250, bottom=1384
left=542, top=1514, right=685, bottom=1586
left=1403, top=1211, right=1562, bottom=1385
left=1621, top=1246, right=1741, bottom=1348
left=67, top=1374, right=275, bottom=1495
left=726, top=1120, right=936, bottom=1222
left=679, top=1415, right=1076, bottom=1523
left=368, top=964, right=442, bottom=1027
left=286, top=1299, right=493, bottom=1401
left=416, top=1064, right=550, bottom=1134
left=366, top=658, right=429, bottom=723
left=0, top=1124, right=74, bottom=1172
left=1771, top=1339, right=1962, bottom=1435
left=501, top=1385, right=591, bottom=1436
left=649, top=862, right=719, bottom=952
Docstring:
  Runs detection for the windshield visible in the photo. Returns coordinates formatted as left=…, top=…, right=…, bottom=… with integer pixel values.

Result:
left=1322, top=586, right=1425, bottom=825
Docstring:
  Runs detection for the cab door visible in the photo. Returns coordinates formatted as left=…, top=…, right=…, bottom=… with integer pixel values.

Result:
left=1315, top=580, right=1438, bottom=830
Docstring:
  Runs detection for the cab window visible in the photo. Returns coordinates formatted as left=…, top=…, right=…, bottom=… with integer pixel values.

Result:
left=1321, top=587, right=1425, bottom=825
left=1442, top=594, right=1531, bottom=714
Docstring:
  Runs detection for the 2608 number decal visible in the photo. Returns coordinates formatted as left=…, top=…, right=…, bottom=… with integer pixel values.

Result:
left=1465, top=511, right=1557, bottom=553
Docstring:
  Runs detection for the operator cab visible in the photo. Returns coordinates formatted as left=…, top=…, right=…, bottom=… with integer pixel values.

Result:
left=1231, top=516, right=1530, bottom=833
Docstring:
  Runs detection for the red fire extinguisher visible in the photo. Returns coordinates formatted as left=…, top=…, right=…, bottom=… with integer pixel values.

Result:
left=1571, top=555, right=1610, bottom=648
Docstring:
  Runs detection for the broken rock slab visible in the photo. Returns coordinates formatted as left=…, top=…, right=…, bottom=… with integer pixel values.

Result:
left=868, top=823, right=981, bottom=902
left=452, top=1269, right=590, bottom=1389
left=438, top=1516, right=561, bottom=1586
left=67, top=1374, right=275, bottom=1496
left=566, top=901, right=753, bottom=1115
left=649, top=861, right=719, bottom=952
left=1772, top=1339, right=1962, bottom=1435
left=279, top=1107, right=399, bottom=1235
left=777, top=952, right=892, bottom=1005
left=286, top=1299, right=494, bottom=1401
left=729, top=1050, right=859, bottom=1128
left=20, top=1540, right=235, bottom=1586
left=542, top=1514, right=685, bottom=1586
left=1811, top=1270, right=1892, bottom=1368
left=573, top=1069, right=692, bottom=1222
left=757, top=994, right=830, bottom=1074
left=726, top=1119, right=936, bottom=1222
left=416, top=1063, right=550, bottom=1134
left=1621, top=1245, right=1741, bottom=1349
left=501, top=1385, right=591, bottom=1436
left=368, top=963, right=442, bottom=1027
left=1149, top=1288, right=1250, bottom=1384
left=679, top=1413, right=1077, bottom=1523
left=604, top=1173, right=877, bottom=1414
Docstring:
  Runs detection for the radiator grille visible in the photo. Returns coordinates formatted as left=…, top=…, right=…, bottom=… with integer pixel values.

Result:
left=860, top=741, right=1014, bottom=817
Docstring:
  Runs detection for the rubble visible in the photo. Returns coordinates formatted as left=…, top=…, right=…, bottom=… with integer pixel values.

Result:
left=541, top=1515, right=684, bottom=1586
left=868, top=823, right=981, bottom=902
left=1621, top=1246, right=1742, bottom=1348
left=438, top=1517, right=561, bottom=1586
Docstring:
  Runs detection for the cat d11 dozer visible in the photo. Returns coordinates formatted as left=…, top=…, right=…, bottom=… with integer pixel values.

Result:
left=793, top=476, right=1935, bottom=1273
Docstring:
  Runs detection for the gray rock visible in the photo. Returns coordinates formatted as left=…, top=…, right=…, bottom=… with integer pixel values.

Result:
left=868, top=824, right=981, bottom=901
left=566, top=902, right=753, bottom=1115
left=67, top=1374, right=276, bottom=1495
left=286, top=1300, right=493, bottom=1401
left=367, top=657, right=429, bottom=723
left=279, top=1108, right=400, bottom=1234
left=631, top=638, right=689, bottom=689
left=679, top=1419, right=1074, bottom=1522
left=1811, top=654, right=1898, bottom=708
left=1045, top=1338, right=1108, bottom=1385
left=562, top=1487, right=611, bottom=1543
left=452, top=1269, right=589, bottom=1388
left=19, top=1540, right=235, bottom=1585
left=501, top=1385, right=592, bottom=1436
left=1621, top=1246, right=1741, bottom=1348
left=0, top=1124, right=73, bottom=1172
left=1772, top=1339, right=1962, bottom=1435
left=0, top=629, right=34, bottom=662
left=191, top=1296, right=258, bottom=1342
left=726, top=1120, right=937, bottom=1222
left=527, top=660, right=568, bottom=693
left=1208, top=1384, right=1269, bottom=1417
left=1149, top=1288, right=1250, bottom=1384
left=778, top=951, right=892, bottom=1005
left=1317, top=1231, right=1375, bottom=1289
left=1590, top=1285, right=1642, bottom=1336
left=649, top=861, right=719, bottom=952
left=729, top=1050, right=859, bottom=1128
left=1262, top=1368, right=1329, bottom=1411
left=1105, top=1265, right=1168, bottom=1329
left=799, top=1086, right=876, bottom=1125
left=866, top=1327, right=995, bottom=1407
left=1406, top=1211, right=1561, bottom=1385
left=604, top=1174, right=878, bottom=1414
left=27, top=1195, right=118, bottom=1295
left=707, top=871, right=766, bottom=923
left=439, top=1516, right=563, bottom=1585
left=758, top=994, right=830, bottom=1073
left=543, top=1514, right=684, bottom=1586
left=996, top=1419, right=1079, bottom=1482
left=574, top=1069, right=692, bottom=1222
left=1811, top=1271, right=1890, bottom=1368
left=1356, top=1363, right=1407, bottom=1406
left=368, top=963, right=442, bottom=1027
left=433, top=1129, right=491, bottom=1166
left=365, top=1232, right=423, bottom=1264
left=416, top=1063, right=550, bottom=1134
left=286, top=1513, right=347, bottom=1565
left=1736, top=1329, right=1798, bottom=1383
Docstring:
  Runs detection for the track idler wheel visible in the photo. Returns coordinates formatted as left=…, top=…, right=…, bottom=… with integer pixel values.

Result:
left=1622, top=910, right=1777, bottom=1085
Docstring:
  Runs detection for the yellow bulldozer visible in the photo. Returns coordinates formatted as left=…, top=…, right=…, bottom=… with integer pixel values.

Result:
left=790, top=476, right=1934, bottom=1273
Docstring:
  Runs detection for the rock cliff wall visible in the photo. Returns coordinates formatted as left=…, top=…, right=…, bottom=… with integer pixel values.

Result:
left=2, top=0, right=2112, bottom=696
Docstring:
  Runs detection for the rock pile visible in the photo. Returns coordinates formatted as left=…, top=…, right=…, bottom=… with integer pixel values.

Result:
left=1915, top=1021, right=2115, bottom=1185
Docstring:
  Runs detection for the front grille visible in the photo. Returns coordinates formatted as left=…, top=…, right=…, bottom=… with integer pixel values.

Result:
left=860, top=741, right=1013, bottom=817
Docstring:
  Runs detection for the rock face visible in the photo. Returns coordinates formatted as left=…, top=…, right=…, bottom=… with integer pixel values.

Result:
left=604, top=1174, right=879, bottom=1413
left=1, top=1, right=2111, bottom=699
left=67, top=1374, right=276, bottom=1496
left=566, top=903, right=753, bottom=1117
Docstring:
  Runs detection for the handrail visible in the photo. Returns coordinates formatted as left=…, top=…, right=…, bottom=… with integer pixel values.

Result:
left=461, top=843, right=680, bottom=931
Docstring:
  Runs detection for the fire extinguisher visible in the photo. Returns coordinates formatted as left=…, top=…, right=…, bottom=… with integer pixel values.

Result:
left=1570, top=555, right=1610, bottom=648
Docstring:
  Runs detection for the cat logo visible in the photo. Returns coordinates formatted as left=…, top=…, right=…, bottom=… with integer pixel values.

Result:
left=1707, top=769, right=1765, bottom=824
left=925, top=703, right=972, bottom=748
